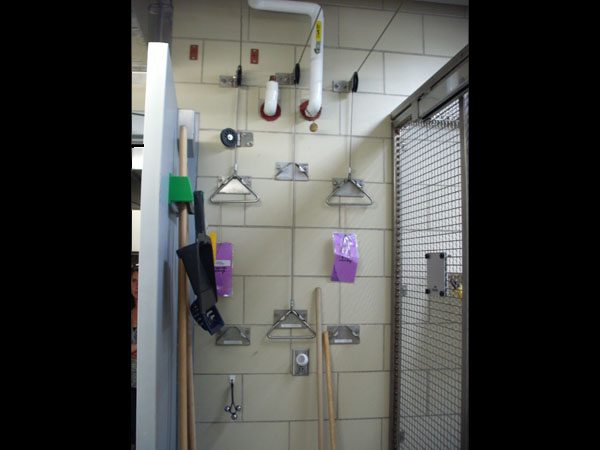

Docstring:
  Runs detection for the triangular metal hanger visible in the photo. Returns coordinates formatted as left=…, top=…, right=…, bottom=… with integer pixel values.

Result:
left=266, top=301, right=316, bottom=340
left=209, top=163, right=260, bottom=204
left=326, top=168, right=374, bottom=206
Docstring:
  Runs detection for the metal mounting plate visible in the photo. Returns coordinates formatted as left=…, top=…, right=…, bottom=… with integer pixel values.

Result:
left=219, top=75, right=238, bottom=87
left=275, top=162, right=309, bottom=181
left=275, top=72, right=295, bottom=85
left=327, top=325, right=360, bottom=344
left=332, top=80, right=352, bottom=92
left=292, top=349, right=310, bottom=376
left=216, top=326, right=251, bottom=346
left=425, top=252, right=447, bottom=296
left=237, top=131, right=254, bottom=147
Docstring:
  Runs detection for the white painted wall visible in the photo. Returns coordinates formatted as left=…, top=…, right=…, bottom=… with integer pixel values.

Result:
left=136, top=42, right=180, bottom=450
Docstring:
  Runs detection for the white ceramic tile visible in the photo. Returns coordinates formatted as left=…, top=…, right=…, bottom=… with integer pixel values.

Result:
left=293, top=228, right=339, bottom=276
left=245, top=179, right=293, bottom=227
left=173, top=0, right=244, bottom=41
left=348, top=137, right=385, bottom=182
left=336, top=419, right=382, bottom=450
left=375, top=12, right=423, bottom=53
left=171, top=38, right=203, bottom=83
left=339, top=7, right=393, bottom=50
left=193, top=325, right=290, bottom=374
left=194, top=421, right=288, bottom=450
left=382, top=418, right=389, bottom=450
left=220, top=226, right=292, bottom=276
left=290, top=420, right=331, bottom=450
left=193, top=374, right=243, bottom=422
left=384, top=53, right=449, bottom=96
left=131, top=84, right=146, bottom=110
left=331, top=0, right=382, bottom=7
left=215, top=276, right=244, bottom=322
left=244, top=373, right=336, bottom=421
left=249, top=8, right=312, bottom=45
left=383, top=324, right=391, bottom=371
left=295, top=89, right=341, bottom=135
left=338, top=371, right=390, bottom=418
left=247, top=86, right=295, bottom=133
left=340, top=278, right=391, bottom=324
left=244, top=276, right=291, bottom=324
left=329, top=325, right=384, bottom=371
left=424, top=15, right=469, bottom=57
left=240, top=42, right=295, bottom=87
left=175, top=83, right=247, bottom=130
left=201, top=40, right=240, bottom=84
left=384, top=0, right=468, bottom=16
left=294, top=134, right=349, bottom=181
left=236, top=131, right=294, bottom=178
left=340, top=183, right=392, bottom=229
left=292, top=277, right=340, bottom=325
left=343, top=92, right=404, bottom=138
left=294, top=181, right=341, bottom=228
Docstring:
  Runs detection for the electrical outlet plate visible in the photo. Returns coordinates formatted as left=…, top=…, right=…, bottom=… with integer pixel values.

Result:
left=292, top=348, right=309, bottom=376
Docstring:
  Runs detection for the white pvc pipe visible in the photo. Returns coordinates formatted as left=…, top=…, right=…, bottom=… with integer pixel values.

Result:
left=248, top=0, right=323, bottom=117
left=264, top=78, right=279, bottom=116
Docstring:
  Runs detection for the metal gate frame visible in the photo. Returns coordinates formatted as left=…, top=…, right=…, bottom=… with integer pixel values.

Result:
left=389, top=44, right=469, bottom=450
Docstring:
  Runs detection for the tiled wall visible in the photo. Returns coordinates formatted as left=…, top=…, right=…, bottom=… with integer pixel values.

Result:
left=132, top=1, right=468, bottom=449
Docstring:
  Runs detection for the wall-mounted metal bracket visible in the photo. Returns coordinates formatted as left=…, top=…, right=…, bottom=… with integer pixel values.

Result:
left=332, top=72, right=359, bottom=93
left=237, top=131, right=254, bottom=147
left=220, top=65, right=243, bottom=87
left=215, top=326, right=251, bottom=346
left=327, top=325, right=360, bottom=344
left=327, top=175, right=374, bottom=206
left=275, top=72, right=296, bottom=85
left=275, top=162, right=309, bottom=181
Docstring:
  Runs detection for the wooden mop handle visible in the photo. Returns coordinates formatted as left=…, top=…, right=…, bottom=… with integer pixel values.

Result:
left=323, top=331, right=337, bottom=450
left=177, top=125, right=194, bottom=450
left=315, top=288, right=324, bottom=450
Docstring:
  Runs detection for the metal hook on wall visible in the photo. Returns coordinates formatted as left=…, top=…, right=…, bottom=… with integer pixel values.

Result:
left=224, top=376, right=242, bottom=420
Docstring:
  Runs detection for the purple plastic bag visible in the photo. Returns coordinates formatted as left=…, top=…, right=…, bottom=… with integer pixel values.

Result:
left=215, top=242, right=233, bottom=297
left=331, top=233, right=358, bottom=283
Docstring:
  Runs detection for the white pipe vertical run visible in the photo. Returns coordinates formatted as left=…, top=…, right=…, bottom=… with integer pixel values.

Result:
left=248, top=0, right=323, bottom=118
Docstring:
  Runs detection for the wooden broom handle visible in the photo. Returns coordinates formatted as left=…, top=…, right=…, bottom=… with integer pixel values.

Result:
left=315, top=288, right=324, bottom=450
left=323, top=331, right=336, bottom=450
left=177, top=125, right=190, bottom=450
left=180, top=125, right=197, bottom=450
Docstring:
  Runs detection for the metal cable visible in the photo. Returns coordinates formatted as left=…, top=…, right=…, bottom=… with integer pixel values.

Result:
left=355, top=1, right=405, bottom=74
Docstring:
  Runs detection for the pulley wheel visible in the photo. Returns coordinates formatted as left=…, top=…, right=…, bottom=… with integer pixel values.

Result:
left=220, top=128, right=237, bottom=148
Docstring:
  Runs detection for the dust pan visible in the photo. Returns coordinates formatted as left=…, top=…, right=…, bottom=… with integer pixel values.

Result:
left=176, top=190, right=224, bottom=335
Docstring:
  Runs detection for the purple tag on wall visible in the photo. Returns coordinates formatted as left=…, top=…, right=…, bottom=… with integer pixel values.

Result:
left=331, top=233, right=358, bottom=283
left=215, top=242, right=233, bottom=297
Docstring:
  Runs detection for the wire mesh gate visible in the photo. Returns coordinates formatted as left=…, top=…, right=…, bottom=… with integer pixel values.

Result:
left=390, top=93, right=468, bottom=449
